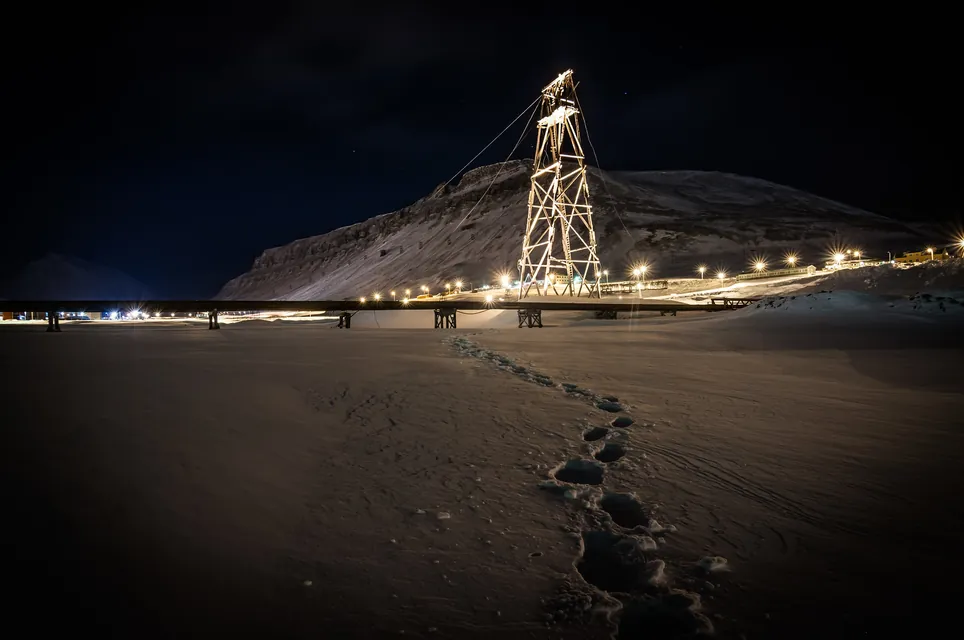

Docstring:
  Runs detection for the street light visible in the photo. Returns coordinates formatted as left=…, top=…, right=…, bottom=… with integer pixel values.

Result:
left=754, top=260, right=766, bottom=272
left=927, top=247, right=934, bottom=260
left=455, top=280, right=463, bottom=292
left=697, top=265, right=706, bottom=279
left=631, top=265, right=648, bottom=298
left=391, top=290, right=396, bottom=301
left=373, top=293, right=381, bottom=301
left=785, top=254, right=797, bottom=267
left=360, top=297, right=366, bottom=304
left=854, top=250, right=861, bottom=259
left=603, top=269, right=609, bottom=284
left=404, top=289, right=410, bottom=297
left=717, top=271, right=726, bottom=281
left=833, top=253, right=845, bottom=265
left=500, top=274, right=510, bottom=290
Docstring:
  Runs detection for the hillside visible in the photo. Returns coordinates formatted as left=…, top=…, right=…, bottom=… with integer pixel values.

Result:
left=217, top=161, right=924, bottom=301
left=1, top=253, right=154, bottom=300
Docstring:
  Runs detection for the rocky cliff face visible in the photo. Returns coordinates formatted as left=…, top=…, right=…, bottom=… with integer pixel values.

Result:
left=217, top=161, right=923, bottom=300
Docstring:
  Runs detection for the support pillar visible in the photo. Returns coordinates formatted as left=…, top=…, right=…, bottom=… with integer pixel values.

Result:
left=433, top=309, right=457, bottom=329
left=47, top=313, right=61, bottom=332
left=337, top=312, right=352, bottom=329
left=517, top=309, right=543, bottom=328
left=208, top=309, right=220, bottom=330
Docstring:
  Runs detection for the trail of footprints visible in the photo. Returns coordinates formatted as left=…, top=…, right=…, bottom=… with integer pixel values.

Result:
left=450, top=336, right=727, bottom=638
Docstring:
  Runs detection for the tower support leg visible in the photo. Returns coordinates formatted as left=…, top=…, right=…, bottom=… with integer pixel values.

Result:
left=47, top=313, right=61, bottom=332
left=208, top=310, right=220, bottom=330
left=434, top=309, right=457, bottom=329
left=517, top=309, right=543, bottom=328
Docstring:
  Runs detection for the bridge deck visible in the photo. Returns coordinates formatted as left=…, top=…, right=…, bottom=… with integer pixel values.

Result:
left=0, top=298, right=758, bottom=314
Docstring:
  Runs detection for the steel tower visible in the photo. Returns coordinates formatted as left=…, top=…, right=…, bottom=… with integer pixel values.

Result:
left=518, top=70, right=601, bottom=298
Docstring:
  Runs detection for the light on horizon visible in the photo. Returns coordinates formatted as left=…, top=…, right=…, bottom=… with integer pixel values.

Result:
left=631, top=263, right=649, bottom=277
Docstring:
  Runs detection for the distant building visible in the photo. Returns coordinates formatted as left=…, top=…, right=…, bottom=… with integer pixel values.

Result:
left=736, top=265, right=816, bottom=281
left=895, top=249, right=951, bottom=264
left=824, top=259, right=872, bottom=270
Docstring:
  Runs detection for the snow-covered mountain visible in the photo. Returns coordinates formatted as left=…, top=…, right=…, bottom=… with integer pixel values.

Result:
left=217, top=161, right=924, bottom=300
left=1, top=253, right=154, bottom=300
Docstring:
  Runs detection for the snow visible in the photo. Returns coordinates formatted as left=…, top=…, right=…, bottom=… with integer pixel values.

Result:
left=744, top=289, right=964, bottom=318
left=216, top=161, right=924, bottom=302
left=3, top=291, right=962, bottom=638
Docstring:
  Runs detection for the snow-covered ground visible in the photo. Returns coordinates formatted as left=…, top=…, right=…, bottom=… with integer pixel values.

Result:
left=3, top=293, right=962, bottom=638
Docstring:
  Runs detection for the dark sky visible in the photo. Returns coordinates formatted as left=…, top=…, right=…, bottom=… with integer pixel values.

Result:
left=3, top=4, right=955, bottom=297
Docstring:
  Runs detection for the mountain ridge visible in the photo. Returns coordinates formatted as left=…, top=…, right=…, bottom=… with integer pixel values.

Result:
left=217, top=161, right=924, bottom=301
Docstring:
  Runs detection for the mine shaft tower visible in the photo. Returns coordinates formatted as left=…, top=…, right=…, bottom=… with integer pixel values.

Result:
left=518, top=69, right=601, bottom=298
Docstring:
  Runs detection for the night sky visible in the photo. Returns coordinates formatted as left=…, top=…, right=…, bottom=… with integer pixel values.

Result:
left=3, top=5, right=955, bottom=297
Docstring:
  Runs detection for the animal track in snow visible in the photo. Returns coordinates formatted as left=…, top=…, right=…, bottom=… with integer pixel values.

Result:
left=583, top=426, right=609, bottom=441
left=576, top=530, right=665, bottom=593
left=450, top=339, right=634, bottom=415
left=449, top=336, right=725, bottom=636
left=599, top=492, right=650, bottom=529
left=596, top=400, right=624, bottom=413
left=618, top=591, right=714, bottom=638
left=594, top=443, right=626, bottom=463
left=551, top=459, right=605, bottom=485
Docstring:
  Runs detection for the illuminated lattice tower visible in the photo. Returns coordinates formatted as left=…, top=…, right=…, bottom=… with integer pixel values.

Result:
left=518, top=69, right=601, bottom=298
